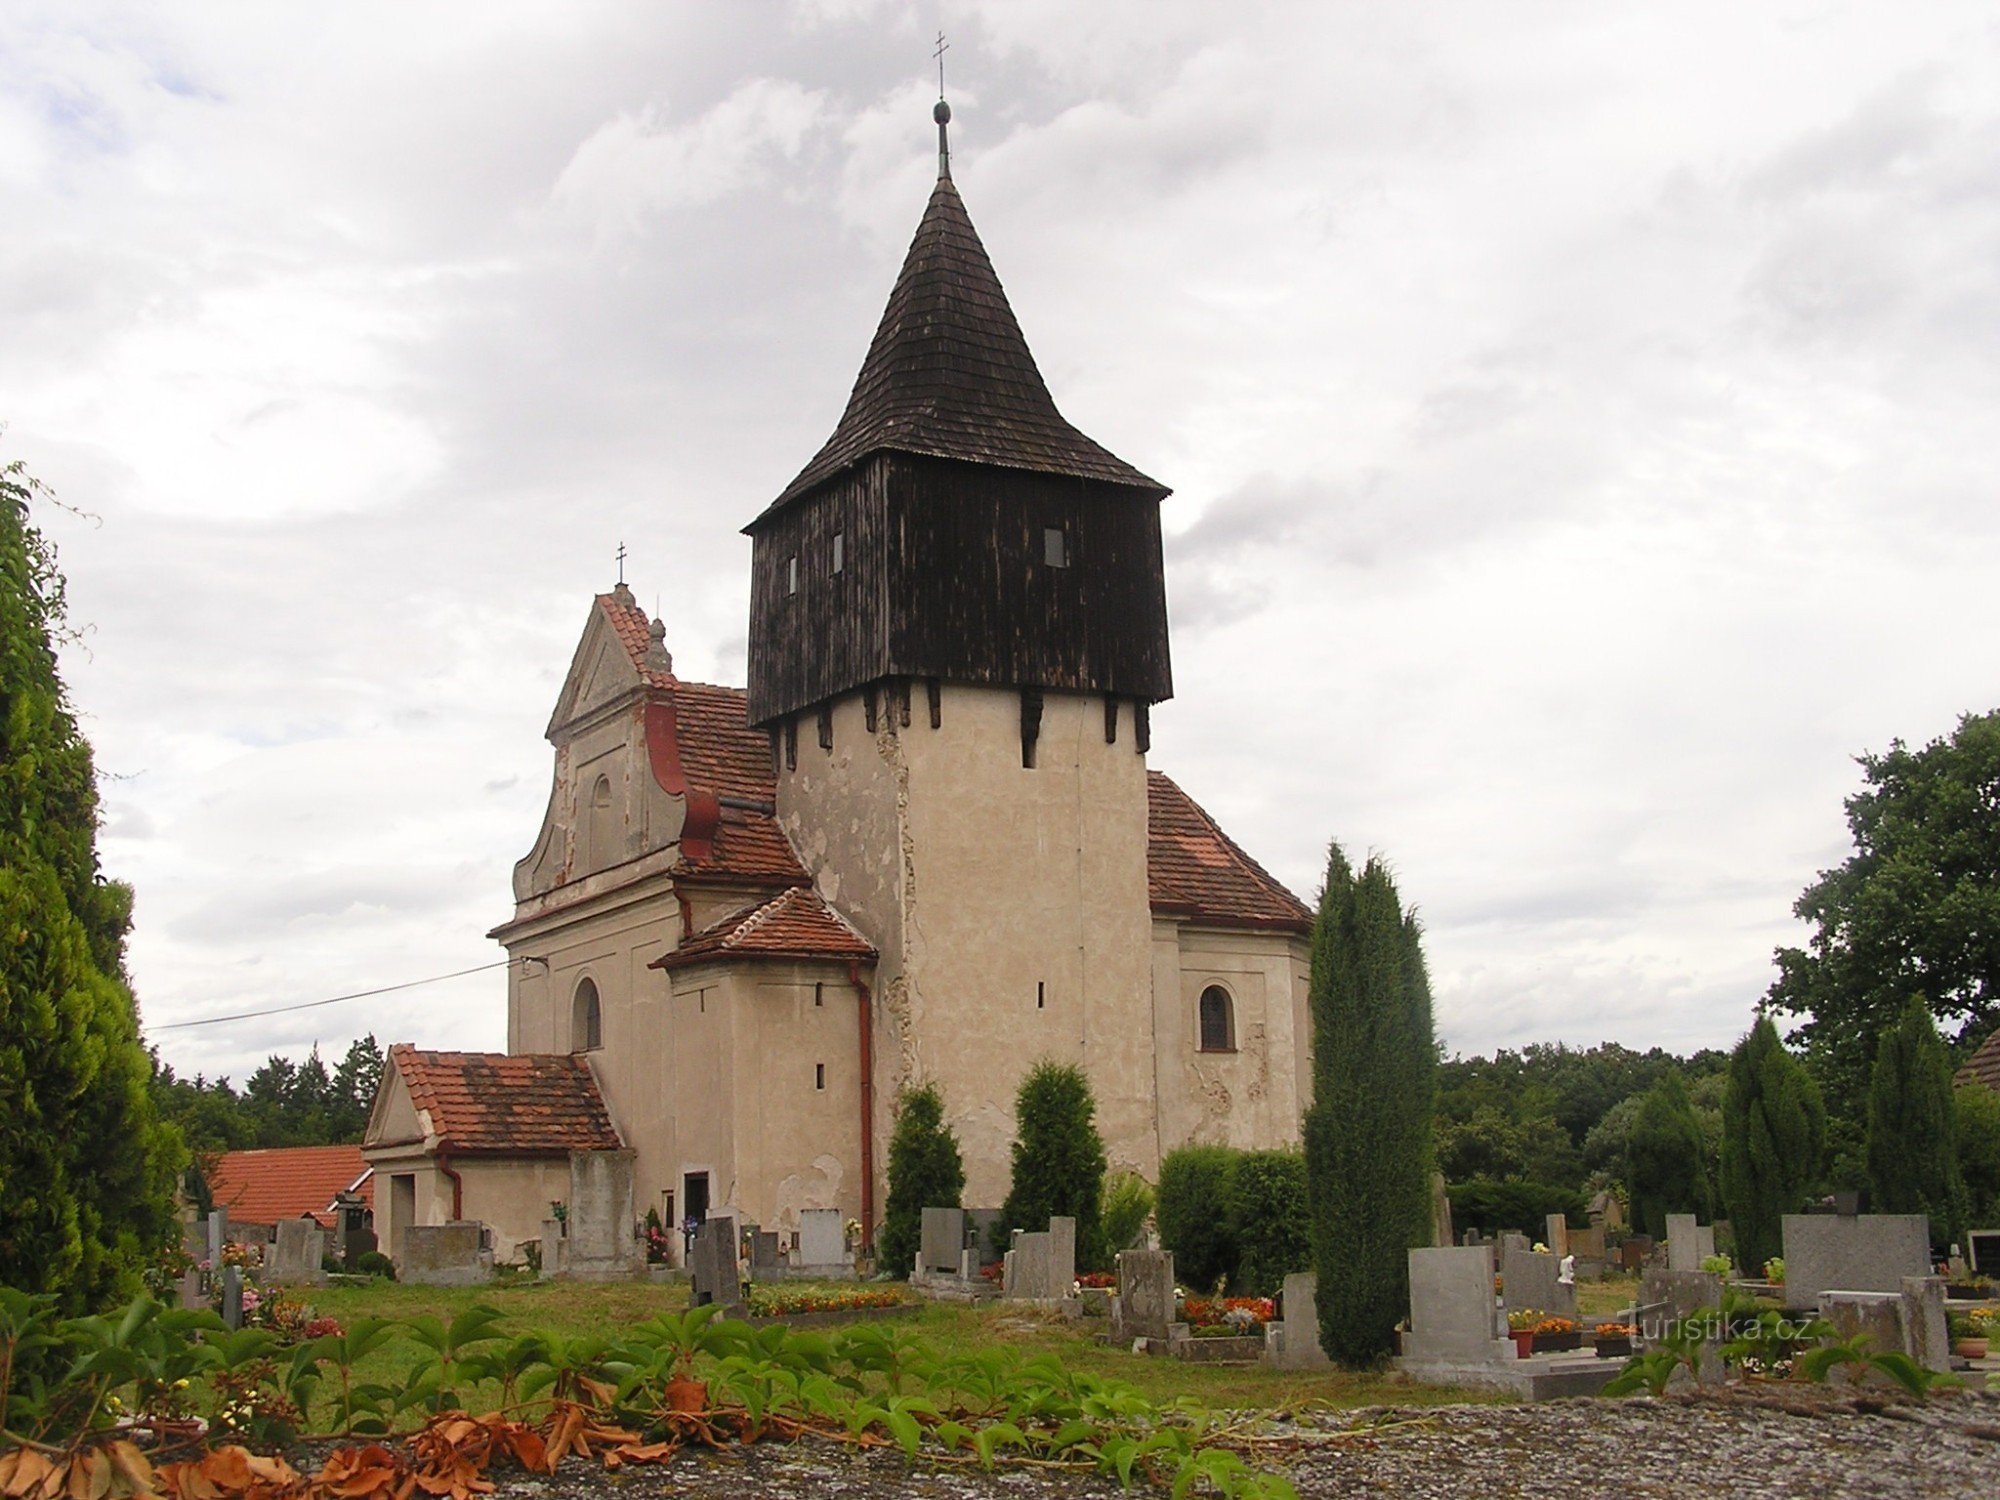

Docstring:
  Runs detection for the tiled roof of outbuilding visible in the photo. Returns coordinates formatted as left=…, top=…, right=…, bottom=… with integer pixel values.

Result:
left=206, top=1145, right=372, bottom=1228
left=654, top=886, right=877, bottom=970
left=388, top=1045, right=623, bottom=1155
left=1958, top=1026, right=2000, bottom=1092
left=757, top=175, right=1164, bottom=518
left=1147, top=772, right=1313, bottom=933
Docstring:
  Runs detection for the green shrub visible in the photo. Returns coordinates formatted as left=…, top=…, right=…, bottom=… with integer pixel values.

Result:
left=1156, top=1145, right=1239, bottom=1289
left=1228, top=1150, right=1309, bottom=1296
left=878, top=1083, right=965, bottom=1278
left=353, top=1249, right=396, bottom=1279
left=1446, top=1177, right=1586, bottom=1238
left=1100, top=1171, right=1155, bottom=1257
left=999, top=1062, right=1108, bottom=1270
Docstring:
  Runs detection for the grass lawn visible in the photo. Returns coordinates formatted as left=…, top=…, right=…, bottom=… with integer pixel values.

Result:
left=1575, top=1273, right=1639, bottom=1322
left=296, top=1276, right=1506, bottom=1421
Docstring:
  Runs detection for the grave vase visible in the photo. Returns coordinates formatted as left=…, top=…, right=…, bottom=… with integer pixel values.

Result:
left=1510, top=1330, right=1536, bottom=1359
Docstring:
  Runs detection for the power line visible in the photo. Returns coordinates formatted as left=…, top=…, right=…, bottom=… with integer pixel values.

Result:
left=151, top=960, right=513, bottom=1031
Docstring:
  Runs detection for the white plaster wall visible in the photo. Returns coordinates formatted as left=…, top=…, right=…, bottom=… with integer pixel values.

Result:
left=1156, top=926, right=1313, bottom=1152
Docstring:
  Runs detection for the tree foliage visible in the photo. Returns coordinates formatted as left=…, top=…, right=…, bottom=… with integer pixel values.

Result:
left=1767, top=711, right=2000, bottom=1111
left=1956, top=1079, right=2000, bottom=1229
left=1227, top=1150, right=1310, bottom=1297
left=1719, top=1016, right=1826, bottom=1273
left=1303, top=845, right=1436, bottom=1367
left=877, top=1082, right=964, bottom=1278
left=999, top=1061, right=1107, bottom=1270
left=1626, top=1072, right=1707, bottom=1239
left=152, top=1034, right=386, bottom=1168
left=1865, top=998, right=1963, bottom=1246
left=1156, top=1145, right=1237, bottom=1289
left=0, top=455, right=183, bottom=1308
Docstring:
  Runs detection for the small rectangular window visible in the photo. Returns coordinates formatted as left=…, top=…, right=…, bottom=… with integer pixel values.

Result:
left=1036, top=981, right=1046, bottom=1010
left=1043, top=526, right=1067, bottom=568
left=815, top=1062, right=826, bottom=1091
left=832, top=532, right=844, bottom=574
left=787, top=555, right=799, bottom=595
left=814, top=982, right=823, bottom=1008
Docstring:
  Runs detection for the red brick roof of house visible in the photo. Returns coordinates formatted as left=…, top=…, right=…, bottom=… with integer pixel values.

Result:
left=1958, top=1025, right=2000, bottom=1092
left=1147, top=772, right=1314, bottom=934
left=653, top=886, right=878, bottom=971
left=205, top=1144, right=372, bottom=1229
left=388, top=1045, right=623, bottom=1156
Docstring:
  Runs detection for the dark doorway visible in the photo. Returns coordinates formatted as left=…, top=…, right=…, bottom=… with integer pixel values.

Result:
left=683, top=1172, right=710, bottom=1225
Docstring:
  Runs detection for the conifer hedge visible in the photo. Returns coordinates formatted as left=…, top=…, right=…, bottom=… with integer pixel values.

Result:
left=1302, top=845, right=1436, bottom=1366
left=999, top=1061, right=1108, bottom=1269
left=877, top=1083, right=964, bottom=1277
left=1866, top=997, right=1964, bottom=1248
left=1719, top=1015, right=1824, bottom=1273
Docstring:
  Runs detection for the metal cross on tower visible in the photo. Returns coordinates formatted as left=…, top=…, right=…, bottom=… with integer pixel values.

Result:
left=615, top=541, right=627, bottom=585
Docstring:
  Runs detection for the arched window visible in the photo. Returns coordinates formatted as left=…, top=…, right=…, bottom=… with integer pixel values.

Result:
left=587, top=775, right=614, bottom=870
left=1197, top=986, right=1235, bottom=1053
left=572, top=977, right=602, bottom=1053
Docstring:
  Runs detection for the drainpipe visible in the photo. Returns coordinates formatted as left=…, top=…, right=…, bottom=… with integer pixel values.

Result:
left=436, top=1143, right=465, bottom=1221
left=845, top=959, right=876, bottom=1252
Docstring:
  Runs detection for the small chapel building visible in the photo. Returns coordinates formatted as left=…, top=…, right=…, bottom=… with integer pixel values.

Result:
left=364, top=110, right=1315, bottom=1267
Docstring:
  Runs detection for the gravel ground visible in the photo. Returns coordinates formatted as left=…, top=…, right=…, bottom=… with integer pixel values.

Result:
left=440, top=1386, right=2000, bottom=1499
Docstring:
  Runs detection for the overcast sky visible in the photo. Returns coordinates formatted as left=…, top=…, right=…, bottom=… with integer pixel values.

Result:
left=5, top=2, right=1997, bottom=1083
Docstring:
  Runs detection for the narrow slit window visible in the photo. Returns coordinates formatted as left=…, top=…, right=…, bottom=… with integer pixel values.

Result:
left=1043, top=526, right=1068, bottom=568
left=1036, top=981, right=1046, bottom=1011
left=814, top=982, right=824, bottom=1008
left=832, top=532, right=844, bottom=574
left=815, top=1063, right=826, bottom=1091
left=787, top=555, right=799, bottom=595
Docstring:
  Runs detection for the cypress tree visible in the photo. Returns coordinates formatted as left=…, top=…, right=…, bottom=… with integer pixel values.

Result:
left=1719, top=1016, right=1825, bottom=1273
left=0, top=456, right=183, bottom=1308
left=999, top=1061, right=1108, bottom=1270
left=1865, top=997, right=1963, bottom=1247
left=1303, top=845, right=1436, bottom=1367
left=1626, top=1072, right=1707, bottom=1240
left=877, top=1082, right=965, bottom=1278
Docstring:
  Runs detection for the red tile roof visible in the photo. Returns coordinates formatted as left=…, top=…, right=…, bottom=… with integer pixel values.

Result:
left=685, top=808, right=809, bottom=885
left=388, top=1045, right=623, bottom=1156
left=1147, top=772, right=1313, bottom=933
left=1958, top=1026, right=2000, bottom=1093
left=206, top=1145, right=372, bottom=1228
left=654, top=886, right=877, bottom=970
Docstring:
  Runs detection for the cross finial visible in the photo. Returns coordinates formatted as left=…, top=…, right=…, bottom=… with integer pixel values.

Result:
left=615, top=541, right=627, bottom=585
left=932, top=32, right=953, bottom=180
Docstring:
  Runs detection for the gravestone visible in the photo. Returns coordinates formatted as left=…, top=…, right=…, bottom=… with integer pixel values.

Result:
left=402, top=1223, right=494, bottom=1286
left=1619, top=1234, right=1653, bottom=1271
left=751, top=1231, right=782, bottom=1273
left=1112, top=1250, right=1175, bottom=1342
left=1544, top=1214, right=1570, bottom=1259
left=182, top=1221, right=209, bottom=1265
left=920, top=1207, right=967, bottom=1276
left=1400, top=1246, right=1512, bottom=1366
left=1498, top=1230, right=1530, bottom=1257
left=1817, top=1278, right=1950, bottom=1374
left=540, top=1220, right=567, bottom=1277
left=1637, top=1268, right=1722, bottom=1339
left=966, top=1208, right=1004, bottom=1263
left=797, top=1209, right=847, bottom=1270
left=564, top=1149, right=643, bottom=1280
left=178, top=1268, right=205, bottom=1312
left=1781, top=1214, right=1930, bottom=1309
left=1567, top=1225, right=1606, bottom=1261
left=688, top=1219, right=743, bottom=1312
left=207, top=1210, right=227, bottom=1268
left=1267, top=1271, right=1332, bottom=1369
left=221, top=1267, right=243, bottom=1331
left=269, top=1219, right=328, bottom=1285
left=1588, top=1190, right=1625, bottom=1231
left=1500, top=1245, right=1574, bottom=1320
left=1047, top=1216, right=1077, bottom=1295
left=1967, top=1228, right=2000, bottom=1275
left=1665, top=1214, right=1716, bottom=1272
left=1005, top=1230, right=1053, bottom=1299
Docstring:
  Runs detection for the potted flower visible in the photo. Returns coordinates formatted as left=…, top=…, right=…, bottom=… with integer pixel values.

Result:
left=1950, top=1307, right=1991, bottom=1360
left=1532, top=1315, right=1581, bottom=1353
left=1505, top=1307, right=1541, bottom=1359
left=1762, top=1256, right=1784, bottom=1287
left=1593, top=1321, right=1636, bottom=1359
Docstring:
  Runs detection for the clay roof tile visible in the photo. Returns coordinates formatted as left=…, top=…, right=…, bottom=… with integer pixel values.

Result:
left=653, top=886, right=877, bottom=970
left=204, top=1145, right=372, bottom=1228
left=1147, top=771, right=1313, bottom=933
left=388, top=1045, right=623, bottom=1155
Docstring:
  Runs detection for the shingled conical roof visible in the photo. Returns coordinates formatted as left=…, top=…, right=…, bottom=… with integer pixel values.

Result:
left=756, top=174, right=1164, bottom=521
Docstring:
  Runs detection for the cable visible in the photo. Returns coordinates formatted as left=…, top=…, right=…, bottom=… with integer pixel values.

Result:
left=150, top=960, right=513, bottom=1031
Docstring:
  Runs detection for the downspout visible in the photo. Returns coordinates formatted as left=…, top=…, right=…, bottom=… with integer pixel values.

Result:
left=846, top=959, right=876, bottom=1252
left=436, top=1143, right=465, bottom=1221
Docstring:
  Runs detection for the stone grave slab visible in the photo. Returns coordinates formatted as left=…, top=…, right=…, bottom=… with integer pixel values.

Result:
left=402, top=1223, right=494, bottom=1286
left=1113, top=1250, right=1174, bottom=1342
left=1500, top=1246, right=1574, bottom=1320
left=920, top=1207, right=967, bottom=1275
left=1782, top=1214, right=1930, bottom=1309
left=269, top=1219, right=327, bottom=1285
left=1047, top=1216, right=1076, bottom=1295
left=1402, top=1246, right=1511, bottom=1365
left=1666, top=1214, right=1716, bottom=1272
left=689, top=1219, right=743, bottom=1312
left=797, top=1209, right=847, bottom=1269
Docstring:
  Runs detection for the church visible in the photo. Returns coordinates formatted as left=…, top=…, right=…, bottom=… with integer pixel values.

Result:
left=364, top=104, right=1315, bottom=1267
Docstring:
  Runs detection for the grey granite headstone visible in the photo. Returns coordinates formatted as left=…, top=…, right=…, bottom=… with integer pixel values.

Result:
left=564, top=1149, right=643, bottom=1280
left=222, top=1266, right=243, bottom=1330
left=1267, top=1271, right=1332, bottom=1369
left=540, top=1219, right=567, bottom=1277
left=1782, top=1214, right=1930, bottom=1309
left=207, top=1210, right=227, bottom=1268
left=1047, top=1216, right=1076, bottom=1294
left=402, top=1222, right=494, bottom=1286
left=920, top=1207, right=967, bottom=1275
left=269, top=1219, right=327, bottom=1285
left=798, top=1208, right=846, bottom=1268
left=1666, top=1214, right=1715, bottom=1272
left=1402, top=1246, right=1512, bottom=1365
left=1637, top=1268, right=1722, bottom=1338
left=1113, top=1250, right=1174, bottom=1341
left=1544, top=1214, right=1570, bottom=1259
left=1816, top=1288, right=1950, bottom=1376
left=689, top=1219, right=742, bottom=1311
left=1004, top=1230, right=1053, bottom=1299
left=1500, top=1246, right=1574, bottom=1320
left=751, top=1230, right=782, bottom=1271
left=178, top=1268, right=205, bottom=1311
